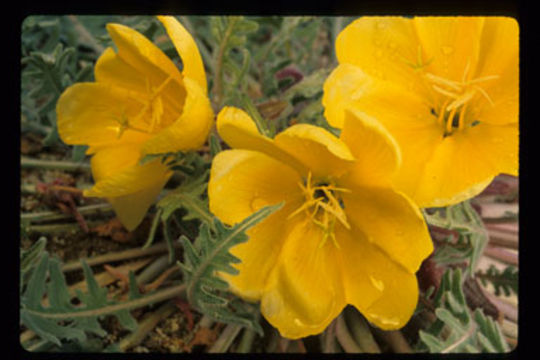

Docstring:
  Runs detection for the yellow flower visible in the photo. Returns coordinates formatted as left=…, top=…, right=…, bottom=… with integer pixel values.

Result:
left=56, top=16, right=214, bottom=230
left=323, top=17, right=518, bottom=207
left=208, top=106, right=433, bottom=339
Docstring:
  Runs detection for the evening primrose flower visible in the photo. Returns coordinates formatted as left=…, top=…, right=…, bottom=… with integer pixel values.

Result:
left=208, top=106, right=433, bottom=339
left=56, top=16, right=214, bottom=230
left=323, top=17, right=518, bottom=207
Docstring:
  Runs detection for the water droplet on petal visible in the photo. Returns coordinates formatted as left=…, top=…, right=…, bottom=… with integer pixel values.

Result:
left=369, top=275, right=385, bottom=292
left=441, top=46, right=454, bottom=55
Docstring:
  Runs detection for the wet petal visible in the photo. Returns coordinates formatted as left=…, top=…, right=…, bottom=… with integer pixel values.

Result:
left=336, top=16, right=426, bottom=94
left=216, top=106, right=308, bottom=174
left=414, top=17, right=484, bottom=83
left=335, top=224, right=420, bottom=330
left=157, top=15, right=208, bottom=91
left=261, top=218, right=345, bottom=339
left=339, top=108, right=401, bottom=187
left=341, top=187, right=433, bottom=273
left=141, top=77, right=214, bottom=154
left=274, top=124, right=356, bottom=178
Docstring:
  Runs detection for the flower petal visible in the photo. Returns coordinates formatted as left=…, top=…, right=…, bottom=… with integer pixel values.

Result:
left=85, top=144, right=171, bottom=198
left=220, top=200, right=301, bottom=302
left=108, top=180, right=169, bottom=231
left=208, top=149, right=302, bottom=226
left=56, top=82, right=152, bottom=147
left=335, top=224, right=420, bottom=330
left=475, top=18, right=519, bottom=126
left=339, top=108, right=401, bottom=187
left=341, top=187, right=433, bottom=273
left=216, top=106, right=308, bottom=174
left=336, top=16, right=426, bottom=94
left=323, top=64, right=443, bottom=200
left=94, top=46, right=186, bottom=121
left=414, top=122, right=518, bottom=207
left=157, top=15, right=208, bottom=91
left=273, top=124, right=356, bottom=178
left=106, top=23, right=183, bottom=84
left=413, top=17, right=484, bottom=82
left=141, top=77, right=214, bottom=154
left=261, top=218, right=345, bottom=339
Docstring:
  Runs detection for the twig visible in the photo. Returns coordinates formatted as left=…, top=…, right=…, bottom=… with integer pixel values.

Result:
left=21, top=156, right=91, bottom=171
left=208, top=323, right=242, bottom=353
left=483, top=246, right=518, bottom=266
left=117, top=301, right=177, bottom=351
left=212, top=17, right=238, bottom=109
left=335, top=312, right=362, bottom=352
left=67, top=15, right=105, bottom=54
left=236, top=312, right=260, bottom=353
left=61, top=241, right=183, bottom=272
left=25, top=220, right=102, bottom=234
left=21, top=203, right=112, bottom=222
left=321, top=319, right=339, bottom=353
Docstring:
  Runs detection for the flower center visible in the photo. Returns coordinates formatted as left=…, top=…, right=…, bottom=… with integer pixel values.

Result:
left=425, top=63, right=498, bottom=137
left=288, top=172, right=351, bottom=249
left=110, top=75, right=178, bottom=139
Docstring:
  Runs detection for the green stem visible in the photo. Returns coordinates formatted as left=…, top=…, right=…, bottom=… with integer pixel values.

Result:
left=236, top=313, right=260, bottom=353
left=23, top=284, right=186, bottom=320
left=21, top=203, right=112, bottom=222
left=61, top=240, right=183, bottom=272
left=335, top=312, right=362, bottom=353
left=344, top=307, right=381, bottom=353
left=21, top=156, right=91, bottom=171
left=67, top=15, right=105, bottom=54
left=212, top=17, right=238, bottom=109
left=208, top=324, right=242, bottom=353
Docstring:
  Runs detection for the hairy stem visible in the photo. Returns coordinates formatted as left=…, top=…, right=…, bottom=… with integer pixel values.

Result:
left=21, top=156, right=91, bottom=171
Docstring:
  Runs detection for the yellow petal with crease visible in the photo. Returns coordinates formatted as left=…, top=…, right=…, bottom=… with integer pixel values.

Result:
left=157, top=15, right=208, bottom=91
left=56, top=83, right=151, bottom=147
left=141, top=78, right=214, bottom=154
left=335, top=224, right=420, bottom=329
left=274, top=124, right=356, bottom=178
left=85, top=144, right=171, bottom=198
left=108, top=180, right=169, bottom=231
left=221, top=200, right=302, bottom=302
left=261, top=219, right=345, bottom=339
left=341, top=188, right=433, bottom=273
left=339, top=108, right=401, bottom=187
left=208, top=149, right=302, bottom=226
left=413, top=17, right=484, bottom=82
left=216, top=107, right=308, bottom=174
left=106, top=23, right=183, bottom=84
left=414, top=122, right=518, bottom=207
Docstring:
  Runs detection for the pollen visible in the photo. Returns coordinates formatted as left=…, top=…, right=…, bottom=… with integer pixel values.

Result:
left=288, top=172, right=351, bottom=248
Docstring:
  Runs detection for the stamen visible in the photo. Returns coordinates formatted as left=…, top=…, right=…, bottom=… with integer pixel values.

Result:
left=472, top=85, right=495, bottom=107
left=432, top=85, right=460, bottom=100
left=458, top=103, right=467, bottom=131
left=445, top=105, right=458, bottom=135
left=446, top=90, right=475, bottom=111
left=437, top=99, right=450, bottom=125
left=425, top=73, right=462, bottom=92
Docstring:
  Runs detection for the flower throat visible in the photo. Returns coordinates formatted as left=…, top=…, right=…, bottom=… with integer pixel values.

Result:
left=289, top=172, right=350, bottom=249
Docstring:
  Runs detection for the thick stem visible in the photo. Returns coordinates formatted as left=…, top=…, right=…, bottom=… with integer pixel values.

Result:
left=335, top=312, right=362, bottom=352
left=208, top=324, right=242, bottom=353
